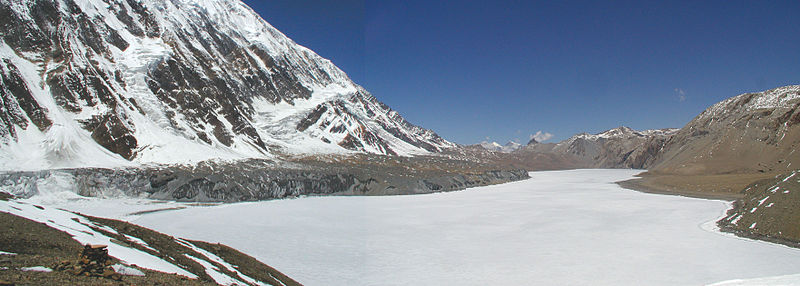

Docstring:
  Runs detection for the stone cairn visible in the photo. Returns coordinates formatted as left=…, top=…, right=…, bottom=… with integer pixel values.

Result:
left=53, top=244, right=122, bottom=281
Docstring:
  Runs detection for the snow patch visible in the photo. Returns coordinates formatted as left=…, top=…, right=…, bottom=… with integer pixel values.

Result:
left=184, top=254, right=247, bottom=286
left=20, top=266, right=52, bottom=272
left=112, top=264, right=146, bottom=276
left=176, top=239, right=268, bottom=286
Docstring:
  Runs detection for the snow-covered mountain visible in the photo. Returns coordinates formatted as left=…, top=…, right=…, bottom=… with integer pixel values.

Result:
left=520, top=127, right=679, bottom=169
left=554, top=127, right=678, bottom=151
left=478, top=141, right=522, bottom=153
left=0, top=0, right=454, bottom=171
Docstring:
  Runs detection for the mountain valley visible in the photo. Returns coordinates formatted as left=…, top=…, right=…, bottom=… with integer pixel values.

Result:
left=0, top=0, right=799, bottom=285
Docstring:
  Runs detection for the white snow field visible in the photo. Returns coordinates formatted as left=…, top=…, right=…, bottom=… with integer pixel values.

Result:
left=119, top=169, right=800, bottom=286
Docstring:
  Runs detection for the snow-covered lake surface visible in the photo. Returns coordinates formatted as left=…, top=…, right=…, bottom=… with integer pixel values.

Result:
left=115, top=169, right=800, bottom=286
left=9, top=169, right=800, bottom=285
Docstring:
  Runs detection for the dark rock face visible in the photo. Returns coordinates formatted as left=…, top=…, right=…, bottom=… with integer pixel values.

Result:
left=0, top=60, right=52, bottom=140
left=89, top=113, right=138, bottom=160
left=296, top=104, right=327, bottom=132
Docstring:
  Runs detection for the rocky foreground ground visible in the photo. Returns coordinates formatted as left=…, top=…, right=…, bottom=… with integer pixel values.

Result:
left=0, top=191, right=300, bottom=286
left=717, top=171, right=800, bottom=248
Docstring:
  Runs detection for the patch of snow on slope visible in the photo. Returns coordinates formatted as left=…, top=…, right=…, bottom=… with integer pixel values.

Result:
left=20, top=266, right=52, bottom=272
left=112, top=264, right=146, bottom=276
left=176, top=239, right=268, bottom=286
left=0, top=200, right=196, bottom=278
left=184, top=254, right=247, bottom=286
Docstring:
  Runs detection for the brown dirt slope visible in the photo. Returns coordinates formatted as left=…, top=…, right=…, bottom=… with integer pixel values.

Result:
left=617, top=172, right=779, bottom=201
left=650, top=85, right=800, bottom=176
left=0, top=207, right=301, bottom=286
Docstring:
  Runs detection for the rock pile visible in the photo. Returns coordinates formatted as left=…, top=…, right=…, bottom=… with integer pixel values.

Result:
left=53, top=244, right=122, bottom=281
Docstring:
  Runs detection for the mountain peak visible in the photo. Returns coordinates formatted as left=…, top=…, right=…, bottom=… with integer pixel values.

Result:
left=478, top=141, right=522, bottom=153
left=0, top=0, right=454, bottom=171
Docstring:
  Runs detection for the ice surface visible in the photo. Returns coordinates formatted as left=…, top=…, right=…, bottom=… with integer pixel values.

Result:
left=123, top=169, right=800, bottom=286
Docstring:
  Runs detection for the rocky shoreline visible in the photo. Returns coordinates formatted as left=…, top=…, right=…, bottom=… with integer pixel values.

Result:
left=618, top=171, right=800, bottom=250
left=616, top=176, right=744, bottom=201
left=715, top=171, right=800, bottom=248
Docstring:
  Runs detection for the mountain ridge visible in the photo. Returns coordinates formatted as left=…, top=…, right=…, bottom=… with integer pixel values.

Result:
left=0, top=0, right=454, bottom=171
left=650, top=85, right=800, bottom=175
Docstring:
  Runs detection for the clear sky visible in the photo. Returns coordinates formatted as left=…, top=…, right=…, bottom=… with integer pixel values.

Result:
left=242, top=0, right=800, bottom=145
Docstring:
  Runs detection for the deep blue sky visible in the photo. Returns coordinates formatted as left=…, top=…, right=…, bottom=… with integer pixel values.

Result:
left=243, top=0, right=800, bottom=144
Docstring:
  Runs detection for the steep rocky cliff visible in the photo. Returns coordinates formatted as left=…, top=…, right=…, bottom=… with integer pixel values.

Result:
left=0, top=0, right=454, bottom=171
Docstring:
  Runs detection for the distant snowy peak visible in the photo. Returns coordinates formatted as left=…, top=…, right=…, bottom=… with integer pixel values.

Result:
left=562, top=126, right=676, bottom=144
left=478, top=141, right=522, bottom=153
left=0, top=0, right=454, bottom=170
left=638, top=128, right=680, bottom=137
left=544, top=126, right=677, bottom=169
left=479, top=141, right=503, bottom=150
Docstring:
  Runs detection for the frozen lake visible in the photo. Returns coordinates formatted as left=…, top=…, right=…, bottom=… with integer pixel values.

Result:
left=131, top=169, right=800, bottom=285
